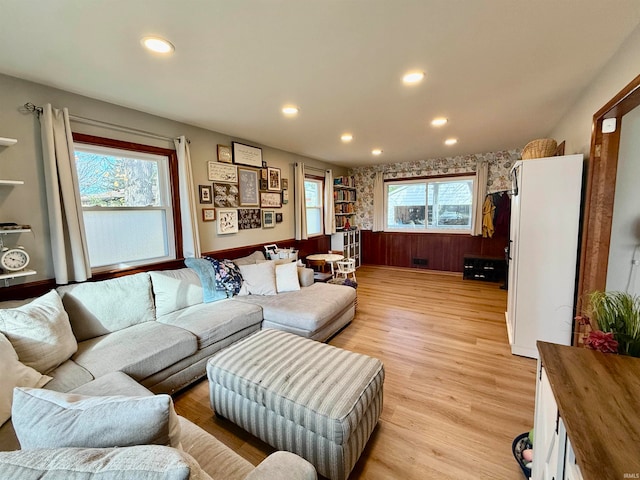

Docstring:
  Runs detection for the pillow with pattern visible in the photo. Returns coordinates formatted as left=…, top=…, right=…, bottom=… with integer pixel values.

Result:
left=203, top=257, right=243, bottom=296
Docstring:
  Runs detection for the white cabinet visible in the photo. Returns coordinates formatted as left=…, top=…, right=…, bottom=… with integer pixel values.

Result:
left=331, top=229, right=361, bottom=268
left=506, top=154, right=583, bottom=358
left=532, top=360, right=583, bottom=480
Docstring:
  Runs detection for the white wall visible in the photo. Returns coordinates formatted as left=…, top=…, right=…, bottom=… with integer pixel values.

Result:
left=606, top=106, right=640, bottom=294
left=0, top=73, right=345, bottom=284
left=550, top=24, right=640, bottom=156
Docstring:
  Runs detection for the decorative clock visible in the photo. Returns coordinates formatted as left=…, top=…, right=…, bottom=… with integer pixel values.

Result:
left=0, top=246, right=30, bottom=272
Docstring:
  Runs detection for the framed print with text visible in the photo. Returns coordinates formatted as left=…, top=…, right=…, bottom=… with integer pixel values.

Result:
left=260, top=191, right=282, bottom=208
left=232, top=142, right=263, bottom=168
left=208, top=162, right=238, bottom=183
left=202, top=208, right=215, bottom=222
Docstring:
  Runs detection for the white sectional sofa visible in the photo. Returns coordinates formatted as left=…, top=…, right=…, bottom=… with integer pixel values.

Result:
left=0, top=250, right=357, bottom=478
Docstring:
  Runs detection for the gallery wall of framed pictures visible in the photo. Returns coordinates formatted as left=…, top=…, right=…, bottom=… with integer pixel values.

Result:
left=199, top=143, right=290, bottom=235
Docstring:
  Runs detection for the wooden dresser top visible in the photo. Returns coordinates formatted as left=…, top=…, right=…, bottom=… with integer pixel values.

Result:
left=538, top=341, right=640, bottom=480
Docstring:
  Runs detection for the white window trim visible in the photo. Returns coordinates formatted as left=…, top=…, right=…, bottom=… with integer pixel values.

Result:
left=74, top=142, right=176, bottom=272
left=384, top=176, right=476, bottom=234
left=305, top=177, right=324, bottom=237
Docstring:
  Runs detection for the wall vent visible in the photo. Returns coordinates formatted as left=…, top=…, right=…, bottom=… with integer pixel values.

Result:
left=412, top=258, right=428, bottom=267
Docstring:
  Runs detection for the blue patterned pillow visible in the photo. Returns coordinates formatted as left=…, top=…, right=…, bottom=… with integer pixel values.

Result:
left=203, top=257, right=243, bottom=296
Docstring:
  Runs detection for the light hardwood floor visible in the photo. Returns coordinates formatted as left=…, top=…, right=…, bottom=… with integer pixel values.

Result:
left=173, top=265, right=537, bottom=479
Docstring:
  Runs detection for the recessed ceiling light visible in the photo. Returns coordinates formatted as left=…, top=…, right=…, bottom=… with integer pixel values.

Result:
left=371, top=149, right=383, bottom=156
left=445, top=138, right=458, bottom=146
left=141, top=36, right=175, bottom=54
left=431, top=117, right=448, bottom=127
left=282, top=105, right=299, bottom=116
left=402, top=71, right=425, bottom=85
left=341, top=133, right=353, bottom=142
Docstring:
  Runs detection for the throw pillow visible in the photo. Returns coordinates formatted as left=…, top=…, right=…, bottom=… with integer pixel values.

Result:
left=204, top=257, right=243, bottom=296
left=150, top=269, right=204, bottom=316
left=12, top=388, right=181, bottom=450
left=276, top=262, right=301, bottom=293
left=238, top=261, right=277, bottom=296
left=0, top=333, right=51, bottom=426
left=0, top=445, right=209, bottom=480
left=0, top=290, right=77, bottom=374
left=183, top=258, right=227, bottom=304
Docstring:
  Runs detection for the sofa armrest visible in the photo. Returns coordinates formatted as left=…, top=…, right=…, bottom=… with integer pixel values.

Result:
left=244, top=451, right=316, bottom=480
left=297, top=267, right=315, bottom=288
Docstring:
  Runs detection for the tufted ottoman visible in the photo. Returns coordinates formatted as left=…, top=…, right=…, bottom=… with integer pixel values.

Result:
left=207, top=329, right=384, bottom=480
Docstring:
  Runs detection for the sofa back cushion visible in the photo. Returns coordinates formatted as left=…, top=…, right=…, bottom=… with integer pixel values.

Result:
left=0, top=290, right=77, bottom=374
left=150, top=269, right=203, bottom=317
left=57, top=273, right=155, bottom=342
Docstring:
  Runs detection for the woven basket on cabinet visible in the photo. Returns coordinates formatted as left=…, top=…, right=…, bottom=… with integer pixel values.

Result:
left=521, top=138, right=557, bottom=159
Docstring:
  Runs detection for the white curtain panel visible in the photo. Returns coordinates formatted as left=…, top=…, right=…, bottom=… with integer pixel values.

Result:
left=174, top=136, right=201, bottom=258
left=40, top=104, right=91, bottom=284
left=372, top=171, right=385, bottom=232
left=324, top=169, right=336, bottom=235
left=472, top=160, right=488, bottom=236
left=294, top=162, right=308, bottom=240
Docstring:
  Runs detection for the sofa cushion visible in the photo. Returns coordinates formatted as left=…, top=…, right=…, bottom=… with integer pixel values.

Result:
left=156, top=300, right=263, bottom=350
left=72, top=322, right=197, bottom=380
left=151, top=268, right=204, bottom=317
left=57, top=273, right=155, bottom=342
left=0, top=290, right=77, bottom=374
left=231, top=250, right=266, bottom=266
left=238, top=261, right=277, bottom=296
left=42, top=359, right=94, bottom=394
left=0, top=333, right=51, bottom=427
left=276, top=262, right=301, bottom=293
left=12, top=387, right=181, bottom=450
left=233, top=282, right=356, bottom=333
left=0, top=445, right=211, bottom=480
left=70, top=371, right=152, bottom=397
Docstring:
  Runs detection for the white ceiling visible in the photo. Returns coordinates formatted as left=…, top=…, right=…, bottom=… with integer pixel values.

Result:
left=1, top=1, right=639, bottom=167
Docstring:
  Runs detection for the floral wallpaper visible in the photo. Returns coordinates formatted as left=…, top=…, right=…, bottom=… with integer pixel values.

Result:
left=349, top=148, right=521, bottom=230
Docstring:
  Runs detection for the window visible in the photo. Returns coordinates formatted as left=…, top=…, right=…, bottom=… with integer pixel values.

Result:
left=385, top=176, right=475, bottom=233
left=73, top=134, right=179, bottom=271
left=304, top=177, right=324, bottom=236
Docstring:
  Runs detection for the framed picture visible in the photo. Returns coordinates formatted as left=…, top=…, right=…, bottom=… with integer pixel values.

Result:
left=237, top=167, right=259, bottom=206
left=260, top=168, right=268, bottom=180
left=202, top=208, right=215, bottom=222
left=260, top=191, right=282, bottom=208
left=217, top=209, right=238, bottom=235
left=199, top=185, right=212, bottom=204
left=232, top=142, right=263, bottom=168
left=281, top=178, right=289, bottom=190
left=267, top=167, right=281, bottom=191
left=238, top=208, right=261, bottom=230
left=260, top=179, right=268, bottom=191
left=217, top=144, right=232, bottom=163
left=208, top=162, right=238, bottom=183
left=275, top=212, right=283, bottom=223
left=213, top=183, right=239, bottom=207
left=262, top=210, right=275, bottom=228
left=282, top=189, right=289, bottom=204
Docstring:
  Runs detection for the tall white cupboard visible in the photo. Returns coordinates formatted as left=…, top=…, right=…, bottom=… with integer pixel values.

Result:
left=505, top=154, right=583, bottom=358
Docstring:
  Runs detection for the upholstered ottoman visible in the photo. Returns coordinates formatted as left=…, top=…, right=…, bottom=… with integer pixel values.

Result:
left=207, top=329, right=384, bottom=480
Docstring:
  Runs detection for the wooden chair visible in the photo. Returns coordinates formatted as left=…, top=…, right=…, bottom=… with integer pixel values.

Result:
left=336, top=258, right=356, bottom=282
left=306, top=259, right=328, bottom=273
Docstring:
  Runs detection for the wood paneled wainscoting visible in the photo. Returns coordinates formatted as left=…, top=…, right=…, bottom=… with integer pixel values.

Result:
left=362, top=230, right=508, bottom=272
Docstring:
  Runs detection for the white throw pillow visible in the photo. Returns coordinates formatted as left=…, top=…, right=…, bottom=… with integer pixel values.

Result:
left=0, top=333, right=51, bottom=426
left=12, top=388, right=181, bottom=450
left=0, top=290, right=77, bottom=374
left=276, top=262, right=301, bottom=293
left=238, top=261, right=277, bottom=296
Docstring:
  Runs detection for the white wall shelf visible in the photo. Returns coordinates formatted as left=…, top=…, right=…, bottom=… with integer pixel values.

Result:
left=0, top=228, right=31, bottom=234
left=0, top=269, right=36, bottom=281
left=0, top=137, right=18, bottom=147
left=0, top=179, right=25, bottom=185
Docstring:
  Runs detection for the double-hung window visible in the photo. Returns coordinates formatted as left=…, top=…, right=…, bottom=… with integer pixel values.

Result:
left=385, top=176, right=475, bottom=233
left=304, top=177, right=324, bottom=237
left=73, top=135, right=179, bottom=271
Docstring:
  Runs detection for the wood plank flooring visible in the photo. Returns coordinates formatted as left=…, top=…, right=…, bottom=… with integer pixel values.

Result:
left=173, top=265, right=537, bottom=479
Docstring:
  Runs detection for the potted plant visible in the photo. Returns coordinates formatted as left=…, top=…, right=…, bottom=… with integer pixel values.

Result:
left=580, top=291, right=640, bottom=357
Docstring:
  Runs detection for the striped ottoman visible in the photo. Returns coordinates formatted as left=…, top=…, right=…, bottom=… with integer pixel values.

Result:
left=206, top=329, right=384, bottom=480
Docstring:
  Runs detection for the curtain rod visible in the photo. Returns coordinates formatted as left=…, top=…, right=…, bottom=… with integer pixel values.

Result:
left=24, top=103, right=187, bottom=144
left=295, top=163, right=328, bottom=173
